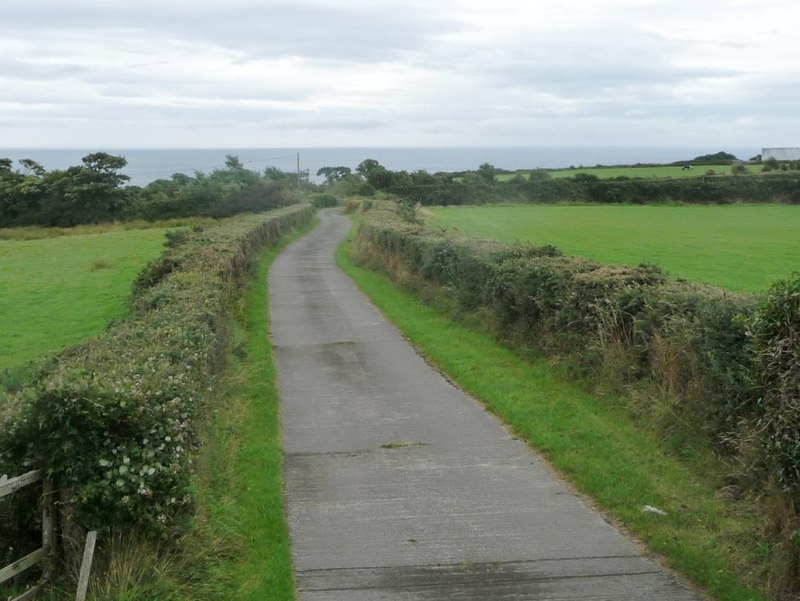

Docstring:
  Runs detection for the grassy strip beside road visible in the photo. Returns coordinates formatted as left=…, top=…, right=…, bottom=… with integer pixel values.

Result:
left=190, top=217, right=317, bottom=600
left=426, top=203, right=800, bottom=294
left=336, top=224, right=767, bottom=601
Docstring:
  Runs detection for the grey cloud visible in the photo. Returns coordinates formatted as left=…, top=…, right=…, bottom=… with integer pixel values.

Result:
left=0, top=58, right=88, bottom=81
left=1, top=1, right=461, bottom=63
left=272, top=117, right=388, bottom=131
left=2, top=0, right=797, bottom=148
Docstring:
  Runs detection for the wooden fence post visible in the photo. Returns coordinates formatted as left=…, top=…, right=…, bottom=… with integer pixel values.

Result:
left=75, top=531, right=97, bottom=601
left=41, top=479, right=56, bottom=582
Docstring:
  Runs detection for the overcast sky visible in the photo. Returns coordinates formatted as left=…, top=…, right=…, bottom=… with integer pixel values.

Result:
left=2, top=0, right=798, bottom=148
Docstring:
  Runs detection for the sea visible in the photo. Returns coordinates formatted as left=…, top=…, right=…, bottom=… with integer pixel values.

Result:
left=0, top=147, right=760, bottom=187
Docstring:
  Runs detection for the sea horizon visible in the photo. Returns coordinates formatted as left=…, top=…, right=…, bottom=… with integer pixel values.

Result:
left=0, top=146, right=761, bottom=186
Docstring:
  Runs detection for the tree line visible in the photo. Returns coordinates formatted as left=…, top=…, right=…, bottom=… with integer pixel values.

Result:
left=4, top=152, right=799, bottom=228
left=0, top=153, right=304, bottom=227
left=318, top=158, right=800, bottom=206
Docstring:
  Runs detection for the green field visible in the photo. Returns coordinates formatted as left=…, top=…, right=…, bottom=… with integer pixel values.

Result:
left=495, top=164, right=760, bottom=181
left=548, top=164, right=760, bottom=179
left=425, top=204, right=800, bottom=294
left=0, top=229, right=168, bottom=369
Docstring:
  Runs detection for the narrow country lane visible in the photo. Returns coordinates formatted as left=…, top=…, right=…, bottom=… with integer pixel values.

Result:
left=269, top=209, right=702, bottom=600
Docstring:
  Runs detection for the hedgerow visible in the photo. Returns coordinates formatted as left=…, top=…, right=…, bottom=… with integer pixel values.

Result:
left=347, top=158, right=800, bottom=206
left=0, top=204, right=313, bottom=555
left=354, top=200, right=799, bottom=597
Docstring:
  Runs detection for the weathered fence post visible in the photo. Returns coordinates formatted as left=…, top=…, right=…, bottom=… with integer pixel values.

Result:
left=41, top=479, right=56, bottom=582
left=75, top=531, right=98, bottom=601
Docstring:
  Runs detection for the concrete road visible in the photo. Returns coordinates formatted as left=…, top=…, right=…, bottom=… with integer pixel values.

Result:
left=270, top=209, right=702, bottom=600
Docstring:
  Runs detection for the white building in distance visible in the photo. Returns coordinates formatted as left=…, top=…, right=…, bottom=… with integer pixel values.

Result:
left=762, top=148, right=800, bottom=161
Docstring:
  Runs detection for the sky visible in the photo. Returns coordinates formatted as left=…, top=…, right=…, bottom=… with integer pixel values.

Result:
left=2, top=0, right=798, bottom=149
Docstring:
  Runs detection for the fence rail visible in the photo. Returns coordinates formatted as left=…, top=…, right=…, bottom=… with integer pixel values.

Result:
left=0, top=469, right=55, bottom=601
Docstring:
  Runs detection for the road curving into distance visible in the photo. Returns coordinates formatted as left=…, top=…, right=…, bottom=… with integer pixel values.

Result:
left=269, top=208, right=701, bottom=601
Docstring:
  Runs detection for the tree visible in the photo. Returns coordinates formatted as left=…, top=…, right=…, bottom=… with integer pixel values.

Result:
left=19, top=159, right=45, bottom=176
left=225, top=154, right=245, bottom=171
left=39, top=153, right=130, bottom=225
left=316, top=166, right=352, bottom=185
left=365, top=165, right=395, bottom=190
left=528, top=169, right=552, bottom=182
left=356, top=159, right=382, bottom=178
left=477, top=162, right=497, bottom=183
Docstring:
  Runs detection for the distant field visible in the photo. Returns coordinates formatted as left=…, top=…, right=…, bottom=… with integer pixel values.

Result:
left=0, top=229, right=167, bottom=369
left=425, top=204, right=800, bottom=294
left=495, top=164, right=761, bottom=181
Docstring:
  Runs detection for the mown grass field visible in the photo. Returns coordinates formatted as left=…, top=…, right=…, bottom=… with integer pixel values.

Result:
left=0, top=228, right=168, bottom=369
left=425, top=204, right=800, bottom=294
left=547, top=164, right=760, bottom=179
left=495, top=164, right=760, bottom=181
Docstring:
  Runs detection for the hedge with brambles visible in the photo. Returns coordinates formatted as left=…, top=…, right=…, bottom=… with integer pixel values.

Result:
left=352, top=200, right=800, bottom=595
left=356, top=202, right=756, bottom=436
left=0, top=204, right=313, bottom=552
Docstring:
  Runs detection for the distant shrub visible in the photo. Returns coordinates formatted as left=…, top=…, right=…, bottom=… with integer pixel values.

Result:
left=164, top=227, right=192, bottom=248
left=343, top=197, right=374, bottom=213
left=310, top=192, right=339, bottom=208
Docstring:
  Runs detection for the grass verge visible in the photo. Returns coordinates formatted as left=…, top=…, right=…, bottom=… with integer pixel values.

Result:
left=335, top=221, right=768, bottom=601
left=188, top=216, right=318, bottom=600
